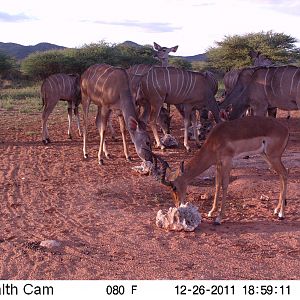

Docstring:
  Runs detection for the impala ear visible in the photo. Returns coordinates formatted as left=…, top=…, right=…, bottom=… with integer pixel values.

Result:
left=171, top=45, right=179, bottom=53
left=128, top=116, right=138, bottom=132
left=153, top=42, right=161, bottom=50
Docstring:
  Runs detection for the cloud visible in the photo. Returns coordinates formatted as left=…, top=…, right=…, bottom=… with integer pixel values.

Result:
left=0, top=11, right=36, bottom=22
left=81, top=19, right=181, bottom=33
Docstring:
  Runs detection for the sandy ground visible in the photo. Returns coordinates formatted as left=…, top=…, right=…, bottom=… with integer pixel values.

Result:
left=0, top=108, right=300, bottom=280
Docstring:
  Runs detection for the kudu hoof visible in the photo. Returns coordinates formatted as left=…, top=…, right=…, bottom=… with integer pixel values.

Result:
left=99, top=159, right=104, bottom=165
left=84, top=154, right=89, bottom=159
left=68, top=134, right=72, bottom=140
left=213, top=220, right=221, bottom=226
left=42, top=138, right=51, bottom=145
left=126, top=156, right=133, bottom=162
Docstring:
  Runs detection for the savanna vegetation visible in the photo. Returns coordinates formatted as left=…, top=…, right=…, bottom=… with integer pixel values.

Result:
left=0, top=31, right=299, bottom=113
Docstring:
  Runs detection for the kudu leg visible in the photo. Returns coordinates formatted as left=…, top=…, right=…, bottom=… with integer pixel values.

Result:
left=74, top=105, right=82, bottom=137
left=183, top=106, right=194, bottom=152
left=95, top=107, right=110, bottom=159
left=117, top=114, right=131, bottom=161
left=97, top=107, right=110, bottom=165
left=81, top=99, right=90, bottom=159
left=41, top=100, right=57, bottom=144
left=67, top=102, right=73, bottom=139
left=149, top=105, right=164, bottom=150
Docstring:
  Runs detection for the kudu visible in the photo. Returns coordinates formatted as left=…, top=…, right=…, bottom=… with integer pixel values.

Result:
left=127, top=64, right=171, bottom=134
left=80, top=64, right=153, bottom=165
left=222, top=51, right=280, bottom=117
left=153, top=42, right=178, bottom=67
left=138, top=66, right=221, bottom=151
left=158, top=116, right=289, bottom=224
left=41, top=73, right=81, bottom=144
left=220, top=65, right=300, bottom=119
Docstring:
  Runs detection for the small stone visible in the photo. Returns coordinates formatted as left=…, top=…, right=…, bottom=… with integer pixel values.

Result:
left=200, top=193, right=209, bottom=200
left=260, top=194, right=270, bottom=201
left=40, top=240, right=61, bottom=249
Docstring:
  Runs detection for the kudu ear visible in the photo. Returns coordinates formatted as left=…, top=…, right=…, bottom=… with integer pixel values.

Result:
left=171, top=45, right=179, bottom=53
left=128, top=116, right=138, bottom=132
left=153, top=42, right=161, bottom=50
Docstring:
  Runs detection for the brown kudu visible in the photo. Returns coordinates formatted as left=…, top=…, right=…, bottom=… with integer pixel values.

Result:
left=138, top=66, right=221, bottom=151
left=220, top=65, right=300, bottom=119
left=80, top=64, right=153, bottom=165
left=41, top=73, right=81, bottom=144
left=127, top=64, right=171, bottom=134
left=158, top=116, right=289, bottom=224
left=153, top=42, right=178, bottom=67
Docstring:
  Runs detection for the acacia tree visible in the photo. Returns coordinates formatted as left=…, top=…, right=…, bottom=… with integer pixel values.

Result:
left=0, top=51, right=15, bottom=78
left=207, top=31, right=300, bottom=72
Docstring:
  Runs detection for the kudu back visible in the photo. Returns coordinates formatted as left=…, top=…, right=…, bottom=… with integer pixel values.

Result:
left=138, top=66, right=221, bottom=151
left=221, top=65, right=300, bottom=119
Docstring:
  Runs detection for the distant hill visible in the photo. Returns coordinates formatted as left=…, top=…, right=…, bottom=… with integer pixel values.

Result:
left=0, top=42, right=66, bottom=60
left=0, top=40, right=206, bottom=62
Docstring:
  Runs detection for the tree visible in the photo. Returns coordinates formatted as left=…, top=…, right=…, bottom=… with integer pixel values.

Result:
left=206, top=31, right=300, bottom=73
left=169, top=57, right=192, bottom=70
left=0, top=51, right=15, bottom=78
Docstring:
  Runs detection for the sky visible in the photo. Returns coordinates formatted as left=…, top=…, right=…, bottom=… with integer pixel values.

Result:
left=0, top=0, right=300, bottom=56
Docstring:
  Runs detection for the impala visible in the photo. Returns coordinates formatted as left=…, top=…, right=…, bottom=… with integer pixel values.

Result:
left=80, top=64, right=153, bottom=164
left=41, top=73, right=81, bottom=144
left=159, top=116, right=289, bottom=224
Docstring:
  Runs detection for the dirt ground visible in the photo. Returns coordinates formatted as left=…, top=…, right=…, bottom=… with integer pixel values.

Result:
left=0, top=107, right=300, bottom=280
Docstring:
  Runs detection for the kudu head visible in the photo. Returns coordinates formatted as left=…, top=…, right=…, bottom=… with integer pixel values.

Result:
left=128, top=117, right=153, bottom=162
left=153, top=42, right=178, bottom=66
left=154, top=155, right=186, bottom=207
left=248, top=49, right=272, bottom=66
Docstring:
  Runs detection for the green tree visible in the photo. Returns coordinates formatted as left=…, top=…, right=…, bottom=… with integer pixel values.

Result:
left=207, top=31, right=300, bottom=72
left=0, top=51, right=16, bottom=78
left=169, top=57, right=192, bottom=70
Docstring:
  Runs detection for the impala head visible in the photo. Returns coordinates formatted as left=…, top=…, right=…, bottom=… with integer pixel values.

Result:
left=153, top=42, right=178, bottom=66
left=128, top=116, right=153, bottom=162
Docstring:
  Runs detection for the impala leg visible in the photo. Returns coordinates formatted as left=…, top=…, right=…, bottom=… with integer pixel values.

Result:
left=118, top=114, right=131, bottom=161
left=208, top=163, right=222, bottom=218
left=215, top=159, right=232, bottom=225
left=67, top=102, right=73, bottom=139
left=265, top=155, right=288, bottom=219
left=41, top=99, right=57, bottom=144
left=74, top=105, right=81, bottom=137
